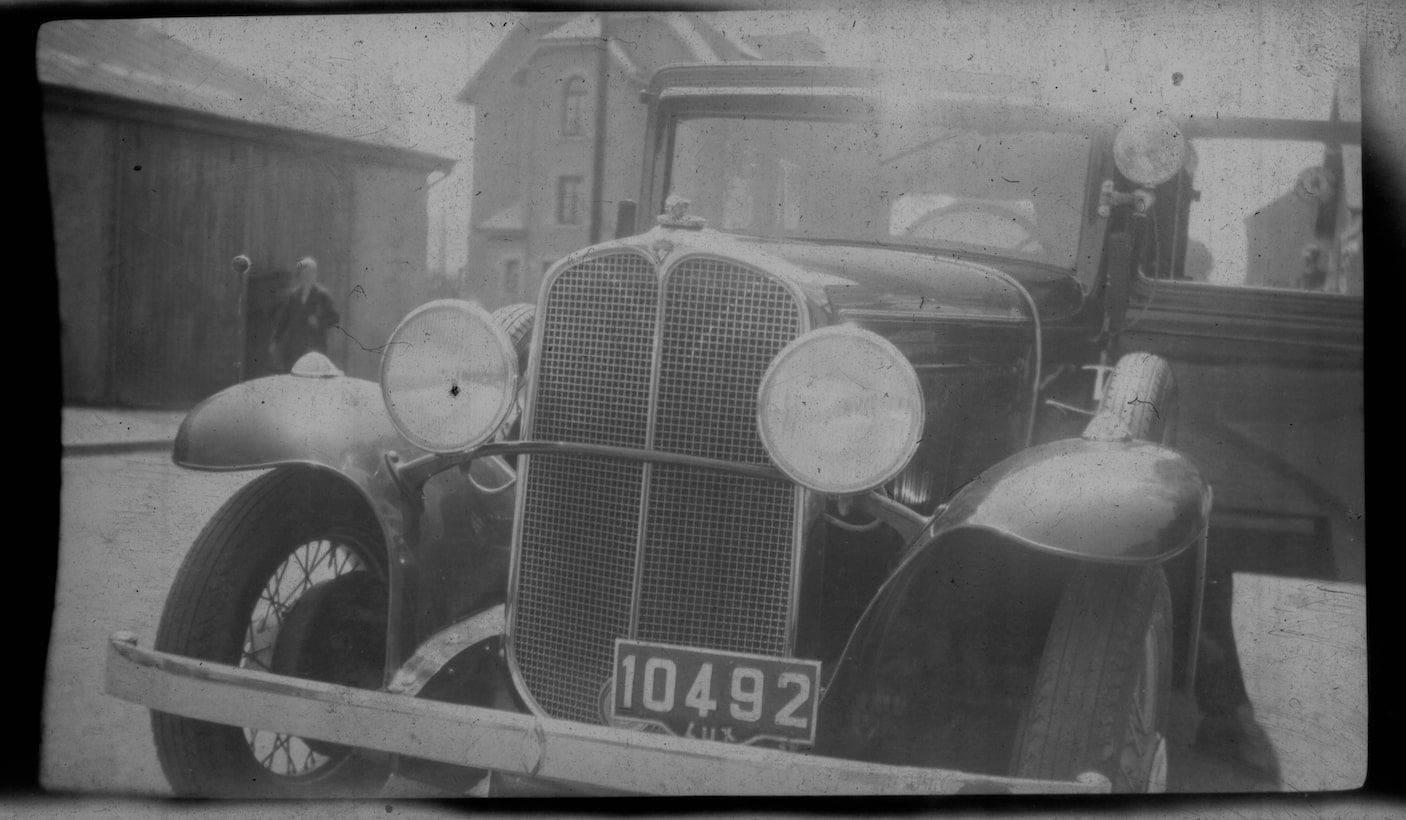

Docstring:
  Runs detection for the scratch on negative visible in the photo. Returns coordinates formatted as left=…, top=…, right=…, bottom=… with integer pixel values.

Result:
left=332, top=324, right=410, bottom=354
left=1126, top=398, right=1160, bottom=418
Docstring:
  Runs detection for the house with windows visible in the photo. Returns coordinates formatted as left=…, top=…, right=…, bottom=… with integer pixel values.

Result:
left=457, top=13, right=823, bottom=307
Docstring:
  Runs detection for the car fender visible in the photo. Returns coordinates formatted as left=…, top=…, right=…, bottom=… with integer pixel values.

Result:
left=174, top=372, right=412, bottom=475
left=172, top=371, right=501, bottom=671
left=173, top=373, right=419, bottom=549
left=815, top=438, right=1210, bottom=754
left=923, top=436, right=1211, bottom=565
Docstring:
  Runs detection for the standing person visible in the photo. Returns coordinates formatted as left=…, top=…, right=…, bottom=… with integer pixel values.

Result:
left=268, top=256, right=340, bottom=372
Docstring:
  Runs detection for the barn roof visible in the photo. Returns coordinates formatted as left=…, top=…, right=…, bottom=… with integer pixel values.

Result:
left=37, top=19, right=452, bottom=170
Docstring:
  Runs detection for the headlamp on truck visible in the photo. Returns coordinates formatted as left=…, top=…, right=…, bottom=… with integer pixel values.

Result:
left=380, top=299, right=519, bottom=453
left=1113, top=114, right=1187, bottom=187
left=757, top=326, right=924, bottom=495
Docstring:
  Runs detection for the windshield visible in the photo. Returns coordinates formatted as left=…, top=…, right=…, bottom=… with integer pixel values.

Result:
left=667, top=113, right=1092, bottom=269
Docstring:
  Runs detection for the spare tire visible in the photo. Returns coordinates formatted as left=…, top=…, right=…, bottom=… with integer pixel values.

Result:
left=492, top=303, right=535, bottom=374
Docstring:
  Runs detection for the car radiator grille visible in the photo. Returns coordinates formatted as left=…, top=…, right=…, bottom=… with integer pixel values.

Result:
left=512, top=252, right=804, bottom=723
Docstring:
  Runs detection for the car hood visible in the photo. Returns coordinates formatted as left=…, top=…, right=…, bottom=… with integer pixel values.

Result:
left=601, top=226, right=1086, bottom=324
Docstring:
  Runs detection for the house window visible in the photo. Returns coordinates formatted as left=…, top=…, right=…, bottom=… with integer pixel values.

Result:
left=562, top=75, right=588, bottom=137
left=557, top=176, right=583, bottom=225
left=502, top=258, right=521, bottom=295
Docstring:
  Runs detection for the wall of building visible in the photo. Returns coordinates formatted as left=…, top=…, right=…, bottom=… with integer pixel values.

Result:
left=343, top=163, right=432, bottom=381
left=467, top=47, right=653, bottom=310
left=466, top=69, right=527, bottom=303
left=46, top=90, right=436, bottom=406
left=47, top=109, right=116, bottom=404
left=602, top=55, right=651, bottom=236
left=525, top=46, right=596, bottom=276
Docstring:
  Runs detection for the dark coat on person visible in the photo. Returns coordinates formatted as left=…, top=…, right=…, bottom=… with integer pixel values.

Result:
left=270, top=282, right=340, bottom=371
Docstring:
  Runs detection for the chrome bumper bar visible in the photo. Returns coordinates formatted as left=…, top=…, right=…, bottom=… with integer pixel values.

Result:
left=105, top=632, right=1110, bottom=795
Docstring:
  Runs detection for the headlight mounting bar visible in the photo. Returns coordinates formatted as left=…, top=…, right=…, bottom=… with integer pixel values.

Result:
left=388, top=440, right=788, bottom=496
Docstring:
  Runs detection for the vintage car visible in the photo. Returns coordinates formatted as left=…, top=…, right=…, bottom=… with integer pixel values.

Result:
left=104, top=62, right=1362, bottom=796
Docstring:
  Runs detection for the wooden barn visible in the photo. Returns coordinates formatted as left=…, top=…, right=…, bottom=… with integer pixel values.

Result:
left=40, top=19, right=452, bottom=407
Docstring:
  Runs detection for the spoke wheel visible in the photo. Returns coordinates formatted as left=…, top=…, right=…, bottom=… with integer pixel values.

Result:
left=239, top=536, right=373, bottom=781
left=151, top=469, right=392, bottom=797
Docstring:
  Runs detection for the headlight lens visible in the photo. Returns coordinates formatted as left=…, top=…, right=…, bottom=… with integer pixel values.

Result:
left=757, top=326, right=924, bottom=494
left=1113, top=114, right=1186, bottom=186
left=380, top=299, right=518, bottom=453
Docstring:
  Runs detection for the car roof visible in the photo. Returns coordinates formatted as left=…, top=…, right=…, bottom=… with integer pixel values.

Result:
left=645, top=61, right=1362, bottom=146
left=645, top=61, right=1114, bottom=135
left=647, top=61, right=1033, bottom=101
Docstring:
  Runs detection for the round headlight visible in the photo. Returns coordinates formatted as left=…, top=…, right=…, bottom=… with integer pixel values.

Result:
left=380, top=299, right=519, bottom=453
left=757, top=326, right=924, bottom=495
left=1113, top=114, right=1187, bottom=186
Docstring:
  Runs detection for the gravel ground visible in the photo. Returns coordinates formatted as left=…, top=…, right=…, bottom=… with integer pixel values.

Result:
left=46, top=450, right=259, bottom=795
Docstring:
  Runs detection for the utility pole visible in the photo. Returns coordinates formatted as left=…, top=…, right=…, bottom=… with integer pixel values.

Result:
left=588, top=12, right=610, bottom=244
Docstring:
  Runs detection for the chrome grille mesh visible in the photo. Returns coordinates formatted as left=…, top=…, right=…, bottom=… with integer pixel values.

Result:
left=514, top=253, right=656, bottom=722
left=528, top=254, right=657, bottom=447
left=635, top=467, right=796, bottom=655
left=636, top=261, right=801, bottom=654
left=516, top=454, right=640, bottom=719
left=513, top=252, right=803, bottom=722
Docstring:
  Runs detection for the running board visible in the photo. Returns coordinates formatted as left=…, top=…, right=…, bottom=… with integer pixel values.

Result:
left=106, top=632, right=1109, bottom=795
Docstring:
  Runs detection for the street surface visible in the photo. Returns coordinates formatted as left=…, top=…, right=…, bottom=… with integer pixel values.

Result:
left=45, top=450, right=1365, bottom=797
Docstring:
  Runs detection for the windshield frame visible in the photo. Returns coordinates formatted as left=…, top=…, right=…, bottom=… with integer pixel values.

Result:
left=641, top=82, right=1114, bottom=291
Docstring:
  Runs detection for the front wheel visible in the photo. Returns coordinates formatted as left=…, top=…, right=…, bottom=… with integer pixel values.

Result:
left=151, top=469, right=392, bottom=797
left=1011, top=565, right=1172, bottom=793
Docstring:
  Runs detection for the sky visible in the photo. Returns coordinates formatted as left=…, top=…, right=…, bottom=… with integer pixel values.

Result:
left=149, top=4, right=1361, bottom=280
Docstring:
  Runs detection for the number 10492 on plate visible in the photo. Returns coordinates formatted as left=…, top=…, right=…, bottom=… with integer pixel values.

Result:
left=611, top=639, right=822, bottom=745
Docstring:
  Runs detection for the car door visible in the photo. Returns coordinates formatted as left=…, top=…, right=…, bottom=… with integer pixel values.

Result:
left=1121, top=113, right=1363, bottom=585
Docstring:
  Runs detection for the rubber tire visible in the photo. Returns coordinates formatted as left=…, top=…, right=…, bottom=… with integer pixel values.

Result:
left=492, top=302, right=535, bottom=374
left=1091, top=352, right=1178, bottom=445
left=150, top=469, right=391, bottom=798
left=1013, top=352, right=1179, bottom=792
left=493, top=303, right=535, bottom=438
left=1011, top=565, right=1173, bottom=792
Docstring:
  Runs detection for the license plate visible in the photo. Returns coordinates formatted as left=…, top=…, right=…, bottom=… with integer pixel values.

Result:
left=610, top=639, right=821, bottom=745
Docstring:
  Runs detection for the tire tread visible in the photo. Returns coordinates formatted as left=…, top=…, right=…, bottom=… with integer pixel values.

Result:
left=1012, top=566, right=1171, bottom=790
left=1091, top=352, right=1177, bottom=444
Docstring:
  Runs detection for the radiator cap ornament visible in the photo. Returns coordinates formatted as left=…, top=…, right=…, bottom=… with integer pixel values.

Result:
left=657, top=193, right=706, bottom=229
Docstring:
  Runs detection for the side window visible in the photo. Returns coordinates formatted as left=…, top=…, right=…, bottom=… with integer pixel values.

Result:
left=562, top=76, right=588, bottom=138
left=556, top=176, right=583, bottom=225
left=1173, top=137, right=1362, bottom=295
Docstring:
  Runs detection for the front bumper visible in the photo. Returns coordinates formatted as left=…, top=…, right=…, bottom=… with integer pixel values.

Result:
left=105, top=632, right=1110, bottom=795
